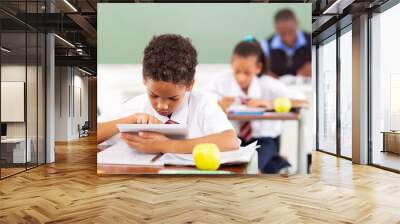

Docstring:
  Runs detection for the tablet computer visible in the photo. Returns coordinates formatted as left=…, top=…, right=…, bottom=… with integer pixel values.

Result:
left=117, top=124, right=188, bottom=137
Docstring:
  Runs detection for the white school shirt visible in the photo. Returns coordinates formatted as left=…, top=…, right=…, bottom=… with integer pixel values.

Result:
left=258, top=75, right=293, bottom=100
left=107, top=91, right=235, bottom=144
left=208, top=73, right=291, bottom=138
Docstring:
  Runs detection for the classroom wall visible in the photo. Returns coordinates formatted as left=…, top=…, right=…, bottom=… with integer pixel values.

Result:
left=98, top=3, right=312, bottom=64
left=97, top=64, right=233, bottom=122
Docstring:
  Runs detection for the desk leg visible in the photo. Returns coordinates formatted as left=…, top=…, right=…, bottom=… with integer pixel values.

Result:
left=297, top=109, right=308, bottom=174
left=382, top=133, right=386, bottom=152
left=245, top=150, right=259, bottom=174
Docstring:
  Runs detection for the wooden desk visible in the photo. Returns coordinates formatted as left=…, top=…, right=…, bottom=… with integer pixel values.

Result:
left=381, top=131, right=400, bottom=154
left=97, top=146, right=259, bottom=175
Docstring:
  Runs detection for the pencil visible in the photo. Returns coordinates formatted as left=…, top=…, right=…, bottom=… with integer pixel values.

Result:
left=151, top=153, right=163, bottom=162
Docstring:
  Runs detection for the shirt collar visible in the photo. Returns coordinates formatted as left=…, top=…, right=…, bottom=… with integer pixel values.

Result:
left=148, top=92, right=190, bottom=125
left=231, top=75, right=262, bottom=99
left=270, top=30, right=307, bottom=57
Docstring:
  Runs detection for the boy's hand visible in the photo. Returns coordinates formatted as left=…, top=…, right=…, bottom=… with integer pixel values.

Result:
left=132, top=113, right=162, bottom=124
left=246, top=99, right=272, bottom=110
left=218, top=97, right=235, bottom=113
left=121, top=132, right=171, bottom=153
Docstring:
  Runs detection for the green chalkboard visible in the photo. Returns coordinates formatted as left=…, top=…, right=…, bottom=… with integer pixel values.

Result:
left=98, top=3, right=311, bottom=64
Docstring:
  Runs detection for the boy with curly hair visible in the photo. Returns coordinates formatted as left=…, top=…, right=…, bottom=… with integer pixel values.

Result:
left=98, top=34, right=239, bottom=153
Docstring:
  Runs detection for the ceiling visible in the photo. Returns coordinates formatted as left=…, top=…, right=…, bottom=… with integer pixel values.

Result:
left=1, top=0, right=98, bottom=74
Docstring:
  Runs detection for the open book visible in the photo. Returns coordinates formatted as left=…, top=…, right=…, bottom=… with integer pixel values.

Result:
left=97, top=141, right=164, bottom=166
left=97, top=141, right=259, bottom=166
left=161, top=141, right=259, bottom=166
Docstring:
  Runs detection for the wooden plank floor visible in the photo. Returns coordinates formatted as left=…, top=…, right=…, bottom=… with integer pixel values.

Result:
left=1, top=135, right=400, bottom=223
left=1, top=167, right=26, bottom=178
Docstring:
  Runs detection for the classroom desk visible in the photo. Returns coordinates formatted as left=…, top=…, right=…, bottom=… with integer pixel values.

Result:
left=228, top=111, right=309, bottom=174
left=97, top=146, right=259, bottom=175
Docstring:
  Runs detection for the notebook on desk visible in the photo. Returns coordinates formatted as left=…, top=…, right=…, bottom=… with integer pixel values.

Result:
left=227, top=105, right=266, bottom=115
left=97, top=141, right=259, bottom=167
left=161, top=142, right=259, bottom=166
left=97, top=141, right=164, bottom=166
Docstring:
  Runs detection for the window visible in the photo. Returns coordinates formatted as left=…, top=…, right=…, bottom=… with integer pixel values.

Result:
left=0, top=1, right=46, bottom=179
left=317, top=36, right=337, bottom=154
left=370, top=3, right=400, bottom=171
left=339, top=28, right=352, bottom=158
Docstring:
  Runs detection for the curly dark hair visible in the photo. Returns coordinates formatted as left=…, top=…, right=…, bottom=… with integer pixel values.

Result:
left=142, top=34, right=198, bottom=86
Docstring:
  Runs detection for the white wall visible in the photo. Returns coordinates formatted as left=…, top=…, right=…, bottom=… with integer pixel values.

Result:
left=72, top=73, right=89, bottom=138
left=1, top=82, right=24, bottom=122
left=1, top=65, right=39, bottom=138
left=54, top=67, right=89, bottom=141
left=55, top=67, right=69, bottom=141
left=1, top=64, right=46, bottom=163
left=1, top=66, right=26, bottom=139
left=97, top=64, right=232, bottom=122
